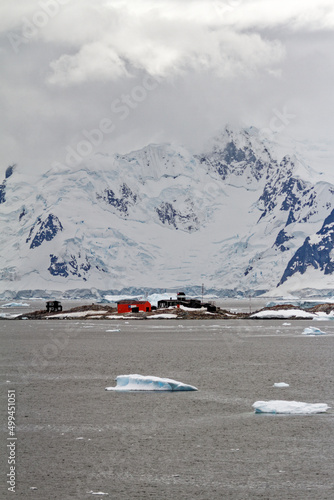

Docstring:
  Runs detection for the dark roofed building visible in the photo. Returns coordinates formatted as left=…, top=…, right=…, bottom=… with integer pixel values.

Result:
left=157, top=291, right=216, bottom=311
left=46, top=300, right=62, bottom=312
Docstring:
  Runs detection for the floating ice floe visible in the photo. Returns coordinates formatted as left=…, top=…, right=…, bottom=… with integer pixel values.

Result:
left=313, top=311, right=334, bottom=321
left=253, top=400, right=330, bottom=414
left=302, top=326, right=327, bottom=335
left=1, top=302, right=29, bottom=308
left=87, top=491, right=108, bottom=496
left=273, top=382, right=290, bottom=388
left=105, top=374, right=198, bottom=391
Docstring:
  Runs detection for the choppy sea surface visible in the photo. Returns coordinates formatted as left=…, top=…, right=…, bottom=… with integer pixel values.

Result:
left=1, top=319, right=333, bottom=499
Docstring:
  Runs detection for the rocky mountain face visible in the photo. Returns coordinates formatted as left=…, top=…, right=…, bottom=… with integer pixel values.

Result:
left=0, top=126, right=333, bottom=299
left=278, top=209, right=334, bottom=285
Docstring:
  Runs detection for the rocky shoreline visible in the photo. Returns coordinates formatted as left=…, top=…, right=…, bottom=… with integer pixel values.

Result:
left=11, top=302, right=334, bottom=320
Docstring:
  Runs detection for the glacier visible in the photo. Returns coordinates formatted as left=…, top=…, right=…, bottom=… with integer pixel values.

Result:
left=1, top=302, right=29, bottom=308
left=105, top=374, right=198, bottom=391
left=253, top=401, right=330, bottom=414
left=1, top=125, right=334, bottom=299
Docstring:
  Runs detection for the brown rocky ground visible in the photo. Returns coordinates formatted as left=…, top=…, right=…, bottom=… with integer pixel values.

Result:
left=13, top=302, right=334, bottom=320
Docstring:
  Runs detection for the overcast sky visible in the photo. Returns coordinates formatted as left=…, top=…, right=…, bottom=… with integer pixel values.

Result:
left=1, top=0, right=334, bottom=175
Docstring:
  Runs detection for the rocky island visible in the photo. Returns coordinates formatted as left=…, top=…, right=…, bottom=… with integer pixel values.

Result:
left=13, top=301, right=334, bottom=321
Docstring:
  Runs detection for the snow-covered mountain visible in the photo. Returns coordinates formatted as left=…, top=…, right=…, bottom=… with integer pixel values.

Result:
left=1, top=126, right=333, bottom=299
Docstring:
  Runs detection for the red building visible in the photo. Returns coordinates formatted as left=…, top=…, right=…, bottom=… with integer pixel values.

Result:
left=117, top=300, right=151, bottom=314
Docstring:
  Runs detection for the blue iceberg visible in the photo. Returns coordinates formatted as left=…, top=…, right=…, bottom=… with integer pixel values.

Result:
left=105, top=374, right=198, bottom=391
left=302, top=326, right=327, bottom=335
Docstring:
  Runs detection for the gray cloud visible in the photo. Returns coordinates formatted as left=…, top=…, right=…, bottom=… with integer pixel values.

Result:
left=1, top=0, right=334, bottom=174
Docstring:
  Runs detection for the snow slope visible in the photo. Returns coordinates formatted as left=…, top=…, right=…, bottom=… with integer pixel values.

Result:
left=1, top=126, right=333, bottom=298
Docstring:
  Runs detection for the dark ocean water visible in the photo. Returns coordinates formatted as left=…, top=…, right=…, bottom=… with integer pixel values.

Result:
left=1, top=319, right=333, bottom=499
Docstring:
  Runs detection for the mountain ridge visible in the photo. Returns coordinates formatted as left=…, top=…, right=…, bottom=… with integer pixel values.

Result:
left=1, top=126, right=333, bottom=299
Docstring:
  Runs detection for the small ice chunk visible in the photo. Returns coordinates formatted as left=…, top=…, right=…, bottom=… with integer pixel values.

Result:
left=273, top=382, right=289, bottom=388
left=106, top=374, right=198, bottom=391
left=87, top=492, right=109, bottom=496
left=302, top=326, right=327, bottom=335
left=253, top=400, right=330, bottom=414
